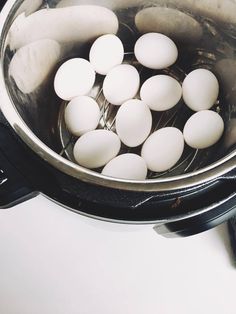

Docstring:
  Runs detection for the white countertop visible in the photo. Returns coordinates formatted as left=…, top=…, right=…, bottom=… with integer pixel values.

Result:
left=0, top=195, right=236, bottom=314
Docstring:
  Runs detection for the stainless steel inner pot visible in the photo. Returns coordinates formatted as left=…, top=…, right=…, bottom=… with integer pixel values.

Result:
left=1, top=0, right=236, bottom=192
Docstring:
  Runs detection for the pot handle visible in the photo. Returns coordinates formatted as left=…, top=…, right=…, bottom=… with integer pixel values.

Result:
left=154, top=190, right=236, bottom=237
left=0, top=123, right=38, bottom=208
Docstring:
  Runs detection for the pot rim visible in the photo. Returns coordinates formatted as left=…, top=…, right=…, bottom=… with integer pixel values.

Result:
left=0, top=0, right=236, bottom=193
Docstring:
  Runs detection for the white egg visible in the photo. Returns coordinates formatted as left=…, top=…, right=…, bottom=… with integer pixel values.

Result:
left=182, top=69, right=219, bottom=111
left=89, top=34, right=124, bottom=75
left=102, top=154, right=148, bottom=180
left=73, top=130, right=121, bottom=169
left=215, top=59, right=236, bottom=105
left=103, top=64, right=140, bottom=105
left=141, top=127, right=184, bottom=172
left=17, top=0, right=43, bottom=16
left=9, top=39, right=61, bottom=94
left=134, top=33, right=178, bottom=70
left=140, top=75, right=182, bottom=111
left=116, top=99, right=152, bottom=147
left=57, top=0, right=145, bottom=11
left=9, top=6, right=119, bottom=50
left=54, top=58, right=96, bottom=101
left=224, top=119, right=236, bottom=150
left=65, top=96, right=101, bottom=137
left=183, top=110, right=224, bottom=149
left=135, top=7, right=203, bottom=44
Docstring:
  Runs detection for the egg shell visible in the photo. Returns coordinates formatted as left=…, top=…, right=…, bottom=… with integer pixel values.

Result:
left=54, top=58, right=96, bottom=101
left=102, top=154, right=148, bottom=180
left=168, top=0, right=236, bottom=25
left=9, top=39, right=61, bottom=94
left=9, top=6, right=119, bottom=50
left=103, top=64, right=140, bottom=106
left=140, top=75, right=182, bottom=111
left=17, top=0, right=43, bottom=16
left=141, top=127, right=185, bottom=172
left=183, top=110, right=224, bottom=149
left=65, top=96, right=101, bottom=137
left=73, top=130, right=121, bottom=169
left=135, top=7, right=203, bottom=44
left=223, top=118, right=236, bottom=150
left=134, top=33, right=178, bottom=70
left=56, top=0, right=143, bottom=10
left=182, top=69, right=219, bottom=111
left=116, top=99, right=152, bottom=147
left=89, top=34, right=124, bottom=75
left=215, top=59, right=236, bottom=104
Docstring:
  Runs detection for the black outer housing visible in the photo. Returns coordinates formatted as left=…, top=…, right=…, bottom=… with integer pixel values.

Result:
left=1, top=107, right=236, bottom=239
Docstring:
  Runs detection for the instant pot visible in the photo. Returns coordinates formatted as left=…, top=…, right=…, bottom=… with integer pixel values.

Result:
left=1, top=0, right=236, bottom=239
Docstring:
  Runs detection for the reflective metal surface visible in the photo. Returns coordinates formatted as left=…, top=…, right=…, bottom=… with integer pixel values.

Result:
left=0, top=0, right=236, bottom=192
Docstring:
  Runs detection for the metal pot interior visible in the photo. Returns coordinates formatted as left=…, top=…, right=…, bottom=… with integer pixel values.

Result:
left=1, top=0, right=236, bottom=190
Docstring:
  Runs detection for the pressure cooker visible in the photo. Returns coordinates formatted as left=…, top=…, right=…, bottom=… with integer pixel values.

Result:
left=1, top=0, right=236, bottom=239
